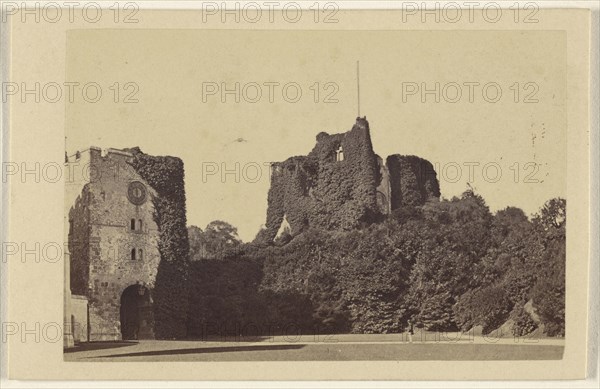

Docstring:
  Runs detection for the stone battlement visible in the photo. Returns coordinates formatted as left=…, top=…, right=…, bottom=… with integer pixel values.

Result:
left=65, top=146, right=137, bottom=164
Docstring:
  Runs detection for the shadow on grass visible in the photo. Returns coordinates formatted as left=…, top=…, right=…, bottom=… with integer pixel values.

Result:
left=90, top=344, right=305, bottom=359
left=64, top=341, right=138, bottom=353
left=184, top=335, right=272, bottom=343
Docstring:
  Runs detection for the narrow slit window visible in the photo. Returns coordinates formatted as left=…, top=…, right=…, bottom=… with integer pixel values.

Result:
left=130, top=219, right=136, bottom=230
left=131, top=248, right=136, bottom=261
left=138, top=249, right=143, bottom=261
left=138, top=219, right=143, bottom=231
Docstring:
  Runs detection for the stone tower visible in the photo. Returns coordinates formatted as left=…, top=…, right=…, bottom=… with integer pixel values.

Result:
left=66, top=147, right=161, bottom=341
left=262, top=117, right=440, bottom=242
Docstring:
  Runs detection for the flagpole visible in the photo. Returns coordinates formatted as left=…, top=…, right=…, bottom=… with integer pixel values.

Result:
left=357, top=60, right=360, bottom=117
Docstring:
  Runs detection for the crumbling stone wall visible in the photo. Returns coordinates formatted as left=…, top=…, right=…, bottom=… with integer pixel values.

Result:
left=376, top=156, right=392, bottom=214
left=309, top=118, right=381, bottom=231
left=266, top=156, right=316, bottom=241
left=387, top=155, right=440, bottom=208
left=264, top=117, right=381, bottom=241
left=262, top=118, right=440, bottom=242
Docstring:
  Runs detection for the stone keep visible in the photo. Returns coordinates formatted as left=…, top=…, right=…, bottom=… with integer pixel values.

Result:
left=66, top=147, right=161, bottom=341
left=263, top=117, right=441, bottom=241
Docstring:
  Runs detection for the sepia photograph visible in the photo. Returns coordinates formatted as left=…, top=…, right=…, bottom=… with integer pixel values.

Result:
left=61, top=28, right=567, bottom=362
left=1, top=3, right=595, bottom=384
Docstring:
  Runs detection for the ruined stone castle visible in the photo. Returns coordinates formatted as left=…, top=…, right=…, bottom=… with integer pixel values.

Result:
left=264, top=117, right=440, bottom=241
left=64, top=146, right=187, bottom=342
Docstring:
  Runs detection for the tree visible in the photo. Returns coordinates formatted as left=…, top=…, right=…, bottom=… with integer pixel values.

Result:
left=188, top=221, right=242, bottom=260
left=406, top=190, right=494, bottom=331
left=534, top=198, right=566, bottom=230
left=205, top=220, right=242, bottom=244
left=529, top=198, right=566, bottom=336
left=188, top=225, right=204, bottom=260
left=486, top=206, right=534, bottom=304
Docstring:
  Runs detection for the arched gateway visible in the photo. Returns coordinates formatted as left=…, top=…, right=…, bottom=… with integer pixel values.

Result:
left=120, top=284, right=154, bottom=340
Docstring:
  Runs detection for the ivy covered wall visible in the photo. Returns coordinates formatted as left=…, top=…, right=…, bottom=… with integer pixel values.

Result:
left=128, top=147, right=191, bottom=339
left=387, top=155, right=441, bottom=208
left=308, top=117, right=381, bottom=231
left=261, top=117, right=440, bottom=243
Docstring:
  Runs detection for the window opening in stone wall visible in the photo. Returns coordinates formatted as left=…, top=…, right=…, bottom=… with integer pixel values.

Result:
left=336, top=146, right=344, bottom=161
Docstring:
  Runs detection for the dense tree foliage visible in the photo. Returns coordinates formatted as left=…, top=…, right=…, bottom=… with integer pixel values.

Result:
left=528, top=198, right=566, bottom=336
left=186, top=193, right=565, bottom=338
left=188, top=221, right=242, bottom=260
left=187, top=257, right=266, bottom=337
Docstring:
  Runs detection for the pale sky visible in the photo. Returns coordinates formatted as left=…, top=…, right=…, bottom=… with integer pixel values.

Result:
left=66, top=29, right=566, bottom=242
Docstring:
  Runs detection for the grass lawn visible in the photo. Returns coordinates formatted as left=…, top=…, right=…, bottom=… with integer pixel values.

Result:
left=64, top=333, right=564, bottom=362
